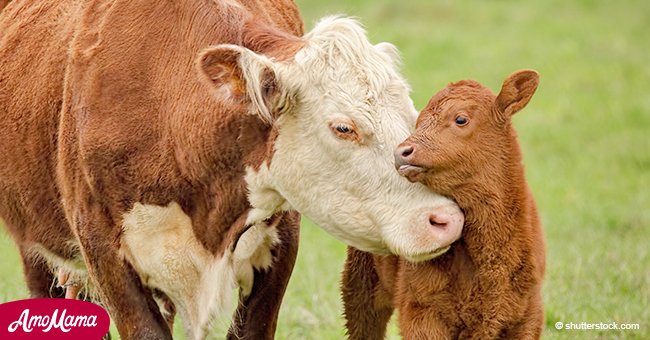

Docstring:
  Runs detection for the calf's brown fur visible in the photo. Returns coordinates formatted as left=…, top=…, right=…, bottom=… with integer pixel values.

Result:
left=342, top=70, right=545, bottom=339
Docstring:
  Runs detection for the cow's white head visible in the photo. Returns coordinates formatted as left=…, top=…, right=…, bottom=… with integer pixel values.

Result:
left=198, top=17, right=462, bottom=262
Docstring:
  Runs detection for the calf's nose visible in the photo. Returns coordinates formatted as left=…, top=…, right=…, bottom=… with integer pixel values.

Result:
left=394, top=144, right=414, bottom=169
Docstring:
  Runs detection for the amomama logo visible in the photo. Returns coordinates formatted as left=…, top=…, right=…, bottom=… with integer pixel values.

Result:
left=0, top=298, right=110, bottom=339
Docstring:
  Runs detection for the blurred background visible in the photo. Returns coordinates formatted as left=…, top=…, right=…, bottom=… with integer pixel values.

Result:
left=1, top=0, right=648, bottom=339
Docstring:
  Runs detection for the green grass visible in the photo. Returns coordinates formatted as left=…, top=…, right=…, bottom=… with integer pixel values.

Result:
left=1, top=0, right=649, bottom=338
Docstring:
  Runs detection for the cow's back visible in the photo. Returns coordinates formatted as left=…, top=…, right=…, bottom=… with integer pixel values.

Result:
left=0, top=0, right=302, bottom=248
left=55, top=0, right=302, bottom=246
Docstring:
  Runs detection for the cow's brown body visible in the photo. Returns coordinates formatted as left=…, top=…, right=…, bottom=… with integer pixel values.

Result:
left=342, top=70, right=546, bottom=339
left=0, top=1, right=302, bottom=338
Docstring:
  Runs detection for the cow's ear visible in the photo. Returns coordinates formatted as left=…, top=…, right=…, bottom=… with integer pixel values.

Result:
left=495, top=69, right=539, bottom=117
left=198, top=44, right=279, bottom=123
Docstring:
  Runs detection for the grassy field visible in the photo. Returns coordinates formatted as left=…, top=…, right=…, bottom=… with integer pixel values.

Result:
left=1, top=0, right=649, bottom=339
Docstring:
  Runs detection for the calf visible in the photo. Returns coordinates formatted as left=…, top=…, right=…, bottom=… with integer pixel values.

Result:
left=342, top=70, right=546, bottom=339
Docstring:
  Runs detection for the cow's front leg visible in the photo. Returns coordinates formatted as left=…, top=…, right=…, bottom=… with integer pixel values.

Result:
left=151, top=288, right=176, bottom=334
left=74, top=202, right=172, bottom=340
left=227, top=211, right=300, bottom=340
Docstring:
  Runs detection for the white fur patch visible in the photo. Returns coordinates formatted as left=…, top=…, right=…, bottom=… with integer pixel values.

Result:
left=233, top=223, right=280, bottom=296
left=244, top=164, right=293, bottom=226
left=120, top=202, right=279, bottom=339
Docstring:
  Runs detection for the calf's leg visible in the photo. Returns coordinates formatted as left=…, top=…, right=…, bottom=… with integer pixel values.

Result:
left=398, top=307, right=453, bottom=340
left=341, top=247, right=394, bottom=340
left=503, top=293, right=544, bottom=339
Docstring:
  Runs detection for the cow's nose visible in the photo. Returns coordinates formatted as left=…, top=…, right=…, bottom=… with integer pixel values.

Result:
left=428, top=213, right=450, bottom=230
left=394, top=144, right=414, bottom=168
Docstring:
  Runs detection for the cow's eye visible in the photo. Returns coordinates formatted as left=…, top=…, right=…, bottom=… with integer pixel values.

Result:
left=454, top=115, right=469, bottom=126
left=336, top=125, right=352, bottom=134
left=329, top=121, right=361, bottom=142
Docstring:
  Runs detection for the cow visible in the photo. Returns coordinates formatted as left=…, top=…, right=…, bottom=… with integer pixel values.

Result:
left=0, top=1, right=463, bottom=339
left=342, top=70, right=546, bottom=339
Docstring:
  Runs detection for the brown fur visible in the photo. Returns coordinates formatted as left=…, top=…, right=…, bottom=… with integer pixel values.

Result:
left=342, top=70, right=546, bottom=339
left=0, top=1, right=303, bottom=339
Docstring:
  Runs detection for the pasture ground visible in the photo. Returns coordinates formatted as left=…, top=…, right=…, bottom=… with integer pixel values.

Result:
left=1, top=0, right=648, bottom=339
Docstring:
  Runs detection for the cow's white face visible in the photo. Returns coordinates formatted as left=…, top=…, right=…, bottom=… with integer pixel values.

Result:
left=198, top=17, right=463, bottom=262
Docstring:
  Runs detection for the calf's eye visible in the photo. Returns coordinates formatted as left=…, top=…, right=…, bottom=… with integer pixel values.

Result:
left=454, top=115, right=469, bottom=126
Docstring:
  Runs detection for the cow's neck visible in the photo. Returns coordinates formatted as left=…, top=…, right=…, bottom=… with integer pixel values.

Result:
left=161, top=12, right=302, bottom=250
left=167, top=111, right=276, bottom=251
left=168, top=16, right=299, bottom=176
left=241, top=20, right=304, bottom=60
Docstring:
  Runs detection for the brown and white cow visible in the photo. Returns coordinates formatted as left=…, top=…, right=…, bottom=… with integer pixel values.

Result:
left=342, top=70, right=546, bottom=339
left=0, top=0, right=462, bottom=339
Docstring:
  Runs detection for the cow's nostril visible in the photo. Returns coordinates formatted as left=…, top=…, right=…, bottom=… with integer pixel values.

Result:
left=400, top=145, right=414, bottom=158
left=428, top=214, right=448, bottom=229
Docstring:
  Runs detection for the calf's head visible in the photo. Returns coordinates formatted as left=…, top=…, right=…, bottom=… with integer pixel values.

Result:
left=198, top=17, right=462, bottom=261
left=395, top=70, right=540, bottom=194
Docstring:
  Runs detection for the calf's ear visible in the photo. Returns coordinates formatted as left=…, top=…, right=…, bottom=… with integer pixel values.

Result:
left=495, top=69, right=539, bottom=117
left=198, top=44, right=281, bottom=124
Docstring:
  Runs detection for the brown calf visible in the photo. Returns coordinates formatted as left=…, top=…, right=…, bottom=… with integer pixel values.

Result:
left=342, top=70, right=546, bottom=339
